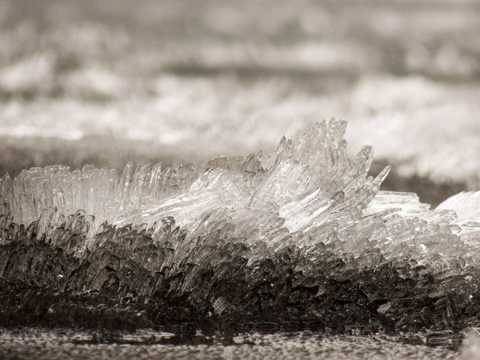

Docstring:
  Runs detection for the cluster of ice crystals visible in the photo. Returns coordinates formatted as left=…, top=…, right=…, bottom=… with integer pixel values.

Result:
left=1, top=119, right=480, bottom=330
left=1, top=119, right=480, bottom=261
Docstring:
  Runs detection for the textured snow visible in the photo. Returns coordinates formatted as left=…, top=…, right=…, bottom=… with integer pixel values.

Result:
left=438, top=192, right=480, bottom=224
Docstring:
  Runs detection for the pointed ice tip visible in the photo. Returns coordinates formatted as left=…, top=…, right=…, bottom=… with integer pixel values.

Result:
left=327, top=118, right=346, bottom=128
left=276, top=136, right=287, bottom=149
left=362, top=145, right=373, bottom=155
left=308, top=120, right=327, bottom=136
left=377, top=166, right=391, bottom=183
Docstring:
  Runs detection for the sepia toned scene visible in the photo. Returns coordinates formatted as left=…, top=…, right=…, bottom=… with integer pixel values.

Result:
left=1, top=0, right=480, bottom=358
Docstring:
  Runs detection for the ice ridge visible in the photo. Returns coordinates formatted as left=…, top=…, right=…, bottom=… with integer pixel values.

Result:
left=1, top=119, right=480, bottom=333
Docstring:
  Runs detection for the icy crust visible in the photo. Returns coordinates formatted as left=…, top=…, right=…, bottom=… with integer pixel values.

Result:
left=1, top=119, right=480, bottom=332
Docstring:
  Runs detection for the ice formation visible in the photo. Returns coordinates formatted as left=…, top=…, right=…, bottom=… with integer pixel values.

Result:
left=1, top=119, right=480, bottom=334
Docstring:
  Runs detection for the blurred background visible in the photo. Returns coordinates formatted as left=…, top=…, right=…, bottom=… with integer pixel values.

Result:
left=1, top=0, right=479, bottom=205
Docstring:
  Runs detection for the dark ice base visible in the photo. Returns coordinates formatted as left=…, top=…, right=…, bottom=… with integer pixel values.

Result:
left=0, top=222, right=476, bottom=347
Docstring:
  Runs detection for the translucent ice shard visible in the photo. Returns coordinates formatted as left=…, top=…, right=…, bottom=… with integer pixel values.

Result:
left=2, top=118, right=480, bottom=333
left=365, top=191, right=431, bottom=217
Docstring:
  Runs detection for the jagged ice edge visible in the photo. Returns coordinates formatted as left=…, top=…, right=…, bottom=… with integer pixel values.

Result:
left=1, top=119, right=480, bottom=278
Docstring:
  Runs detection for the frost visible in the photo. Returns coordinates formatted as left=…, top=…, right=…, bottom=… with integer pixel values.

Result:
left=1, top=119, right=480, bottom=332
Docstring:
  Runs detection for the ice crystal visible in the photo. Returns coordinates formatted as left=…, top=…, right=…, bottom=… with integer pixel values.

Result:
left=1, top=119, right=480, bottom=333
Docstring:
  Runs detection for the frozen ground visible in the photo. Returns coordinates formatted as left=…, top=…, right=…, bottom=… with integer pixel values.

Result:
left=0, top=327, right=466, bottom=360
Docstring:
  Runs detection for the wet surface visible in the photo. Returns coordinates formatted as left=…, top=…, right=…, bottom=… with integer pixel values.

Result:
left=0, top=327, right=460, bottom=360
